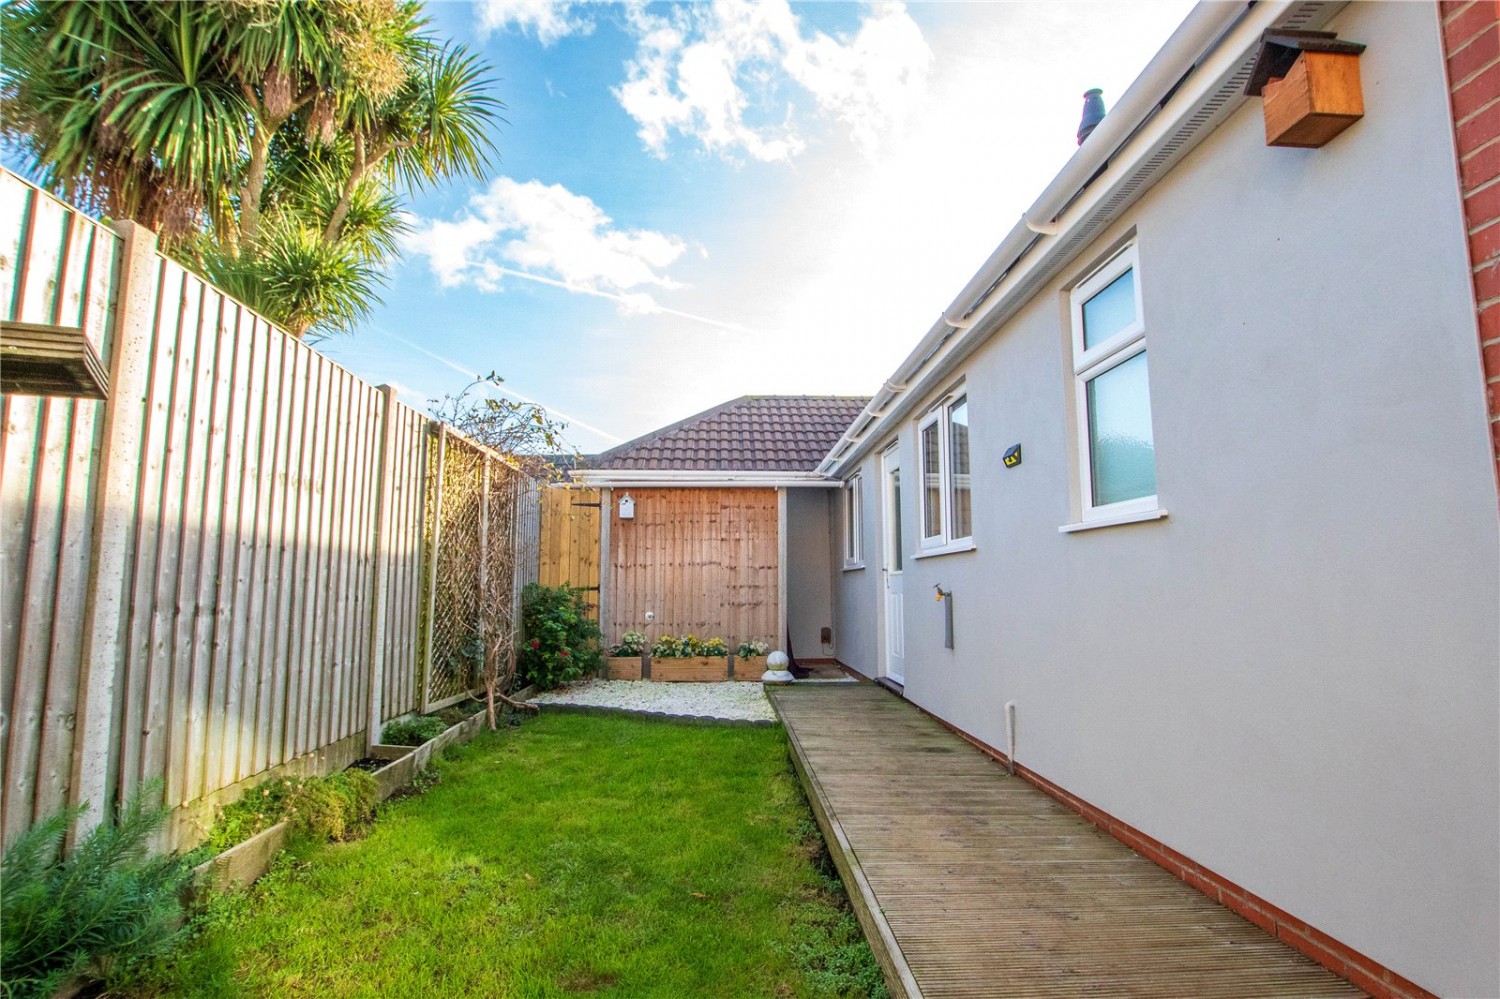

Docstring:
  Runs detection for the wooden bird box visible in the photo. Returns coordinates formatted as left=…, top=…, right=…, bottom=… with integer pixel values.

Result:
left=1246, top=30, right=1367, bottom=149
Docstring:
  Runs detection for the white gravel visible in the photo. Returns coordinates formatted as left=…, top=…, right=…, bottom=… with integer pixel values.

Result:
left=530, top=679, right=776, bottom=723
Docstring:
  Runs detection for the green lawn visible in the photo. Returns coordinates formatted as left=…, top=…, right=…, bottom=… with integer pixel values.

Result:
left=153, top=713, right=886, bottom=998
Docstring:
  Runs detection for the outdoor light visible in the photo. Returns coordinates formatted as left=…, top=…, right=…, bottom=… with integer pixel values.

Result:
left=618, top=493, right=635, bottom=519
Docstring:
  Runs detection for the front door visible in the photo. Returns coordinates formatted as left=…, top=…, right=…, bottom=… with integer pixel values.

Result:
left=882, top=446, right=905, bottom=685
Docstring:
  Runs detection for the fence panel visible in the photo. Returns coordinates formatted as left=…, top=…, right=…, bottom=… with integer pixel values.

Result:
left=0, top=173, right=117, bottom=841
left=0, top=170, right=544, bottom=852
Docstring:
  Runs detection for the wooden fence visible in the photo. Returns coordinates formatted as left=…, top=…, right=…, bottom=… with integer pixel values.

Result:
left=0, top=171, right=539, bottom=850
left=538, top=485, right=600, bottom=617
left=607, top=487, right=778, bottom=649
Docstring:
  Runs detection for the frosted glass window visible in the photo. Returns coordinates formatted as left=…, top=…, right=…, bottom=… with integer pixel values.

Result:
left=1082, top=268, right=1136, bottom=349
left=948, top=396, right=971, bottom=540
left=1086, top=351, right=1156, bottom=506
left=921, top=422, right=942, bottom=539
left=889, top=468, right=903, bottom=572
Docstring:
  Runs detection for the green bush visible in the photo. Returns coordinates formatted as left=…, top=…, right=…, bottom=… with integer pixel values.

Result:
left=518, top=583, right=603, bottom=690
left=381, top=715, right=448, bottom=747
left=0, top=781, right=190, bottom=999
left=205, top=770, right=379, bottom=854
left=610, top=630, right=646, bottom=656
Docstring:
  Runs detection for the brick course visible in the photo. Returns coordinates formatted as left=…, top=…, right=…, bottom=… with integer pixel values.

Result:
left=1444, top=0, right=1500, bottom=492
left=914, top=702, right=1441, bottom=999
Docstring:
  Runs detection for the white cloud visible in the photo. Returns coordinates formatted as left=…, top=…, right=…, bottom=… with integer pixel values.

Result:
left=614, top=0, right=931, bottom=163
left=474, top=1, right=593, bottom=45
left=401, top=177, right=764, bottom=333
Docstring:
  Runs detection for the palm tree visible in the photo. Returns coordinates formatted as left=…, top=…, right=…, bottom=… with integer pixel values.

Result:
left=0, top=0, right=502, bottom=338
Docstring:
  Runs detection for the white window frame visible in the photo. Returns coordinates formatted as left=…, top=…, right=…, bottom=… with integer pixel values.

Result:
left=916, top=390, right=974, bottom=552
left=1069, top=244, right=1158, bottom=523
left=842, top=474, right=864, bottom=568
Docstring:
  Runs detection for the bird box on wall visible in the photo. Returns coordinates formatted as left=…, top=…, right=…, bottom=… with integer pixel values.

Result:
left=618, top=493, right=635, bottom=520
left=1246, top=29, right=1366, bottom=149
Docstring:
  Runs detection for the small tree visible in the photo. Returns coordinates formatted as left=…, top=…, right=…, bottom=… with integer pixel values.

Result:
left=429, top=373, right=578, bottom=478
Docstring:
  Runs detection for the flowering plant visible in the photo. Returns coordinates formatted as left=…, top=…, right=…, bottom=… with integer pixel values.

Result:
left=651, top=634, right=684, bottom=659
left=735, top=640, right=769, bottom=658
left=700, top=637, right=729, bottom=657
left=611, top=631, right=646, bottom=656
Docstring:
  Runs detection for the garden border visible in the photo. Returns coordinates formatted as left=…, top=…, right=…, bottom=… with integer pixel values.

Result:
left=188, top=705, right=491, bottom=896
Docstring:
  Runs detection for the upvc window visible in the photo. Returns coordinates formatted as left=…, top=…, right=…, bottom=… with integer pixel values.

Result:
left=1070, top=245, right=1157, bottom=521
left=842, top=475, right=863, bottom=566
left=917, top=392, right=973, bottom=549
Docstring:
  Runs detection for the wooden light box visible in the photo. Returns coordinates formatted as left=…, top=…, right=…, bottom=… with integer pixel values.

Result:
left=1246, top=30, right=1367, bottom=149
left=1, top=320, right=109, bottom=398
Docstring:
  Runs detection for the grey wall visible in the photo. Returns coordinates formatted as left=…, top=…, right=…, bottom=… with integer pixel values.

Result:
left=785, top=488, right=835, bottom=659
left=829, top=456, right=881, bottom=674
left=832, top=5, right=1498, bottom=996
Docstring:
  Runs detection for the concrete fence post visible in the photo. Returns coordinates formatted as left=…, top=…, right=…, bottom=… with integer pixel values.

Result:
left=68, top=220, right=159, bottom=841
left=365, top=385, right=399, bottom=747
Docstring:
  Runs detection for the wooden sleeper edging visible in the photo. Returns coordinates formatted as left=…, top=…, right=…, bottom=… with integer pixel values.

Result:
left=188, top=707, right=490, bottom=896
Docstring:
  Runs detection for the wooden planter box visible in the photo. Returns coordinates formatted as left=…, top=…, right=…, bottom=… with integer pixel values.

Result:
left=606, top=655, right=646, bottom=680
left=651, top=656, right=731, bottom=682
left=733, top=656, right=769, bottom=681
left=1261, top=51, right=1363, bottom=148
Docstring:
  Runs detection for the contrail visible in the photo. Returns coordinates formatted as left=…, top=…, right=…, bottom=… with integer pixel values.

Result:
left=368, top=327, right=626, bottom=444
left=486, top=265, right=755, bottom=336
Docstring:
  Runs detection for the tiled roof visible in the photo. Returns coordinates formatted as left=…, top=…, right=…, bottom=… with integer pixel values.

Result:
left=587, top=396, right=870, bottom=472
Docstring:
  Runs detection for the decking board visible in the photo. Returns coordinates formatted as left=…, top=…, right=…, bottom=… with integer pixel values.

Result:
left=770, top=684, right=1364, bottom=999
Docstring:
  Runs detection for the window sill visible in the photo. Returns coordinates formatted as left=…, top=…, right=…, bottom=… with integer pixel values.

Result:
left=913, top=540, right=977, bottom=559
left=1058, top=508, right=1169, bottom=534
left=841, top=561, right=867, bottom=572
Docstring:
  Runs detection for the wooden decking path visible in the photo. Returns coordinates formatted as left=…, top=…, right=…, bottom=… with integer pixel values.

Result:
left=769, top=683, right=1364, bottom=999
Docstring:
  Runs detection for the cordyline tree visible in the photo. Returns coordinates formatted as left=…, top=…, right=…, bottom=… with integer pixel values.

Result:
left=431, top=374, right=580, bottom=727
left=0, top=0, right=501, bottom=338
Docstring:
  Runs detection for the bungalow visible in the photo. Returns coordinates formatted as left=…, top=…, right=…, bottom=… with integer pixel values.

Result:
left=815, top=3, right=1498, bottom=998
left=569, top=395, right=868, bottom=666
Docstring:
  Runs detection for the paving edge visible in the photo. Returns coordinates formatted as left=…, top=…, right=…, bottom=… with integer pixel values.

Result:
left=768, top=690, right=922, bottom=999
left=534, top=701, right=775, bottom=727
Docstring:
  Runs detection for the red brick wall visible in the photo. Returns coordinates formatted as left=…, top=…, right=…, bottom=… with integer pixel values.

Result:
left=1443, top=0, right=1500, bottom=493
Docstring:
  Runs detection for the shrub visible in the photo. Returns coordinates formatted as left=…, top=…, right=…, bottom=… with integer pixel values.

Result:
left=205, top=770, right=379, bottom=854
left=0, top=781, right=190, bottom=999
left=518, top=583, right=603, bottom=690
left=611, top=630, right=646, bottom=657
left=736, top=640, right=770, bottom=658
left=382, top=715, right=448, bottom=747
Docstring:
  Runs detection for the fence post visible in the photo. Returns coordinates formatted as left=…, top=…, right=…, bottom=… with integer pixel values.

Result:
left=365, top=385, right=399, bottom=746
left=418, top=423, right=446, bottom=714
left=69, top=220, right=159, bottom=839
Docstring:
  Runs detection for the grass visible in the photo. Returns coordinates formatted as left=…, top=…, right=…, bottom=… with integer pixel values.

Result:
left=147, top=714, right=887, bottom=998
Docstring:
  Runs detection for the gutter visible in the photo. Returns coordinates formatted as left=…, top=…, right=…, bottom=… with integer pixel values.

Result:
left=817, top=1, right=1267, bottom=477
left=567, top=469, right=838, bottom=489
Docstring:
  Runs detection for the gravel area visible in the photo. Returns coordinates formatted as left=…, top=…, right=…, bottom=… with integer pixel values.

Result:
left=530, top=679, right=776, bottom=723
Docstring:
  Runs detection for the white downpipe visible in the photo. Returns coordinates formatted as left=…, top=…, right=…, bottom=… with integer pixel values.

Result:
left=1004, top=700, right=1017, bottom=775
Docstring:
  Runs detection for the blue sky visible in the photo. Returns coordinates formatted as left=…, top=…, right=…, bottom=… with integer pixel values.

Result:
left=64, top=1, right=1207, bottom=453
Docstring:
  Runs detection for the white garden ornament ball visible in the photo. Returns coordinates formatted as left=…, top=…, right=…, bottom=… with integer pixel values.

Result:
left=761, top=650, right=794, bottom=685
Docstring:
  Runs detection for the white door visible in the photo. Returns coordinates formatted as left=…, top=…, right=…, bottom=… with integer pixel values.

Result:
left=882, top=447, right=905, bottom=685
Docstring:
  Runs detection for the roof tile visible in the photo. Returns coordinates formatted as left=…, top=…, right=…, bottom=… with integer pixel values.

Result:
left=587, top=395, right=870, bottom=472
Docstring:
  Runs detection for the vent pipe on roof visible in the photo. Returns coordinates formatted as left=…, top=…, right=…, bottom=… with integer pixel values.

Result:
left=1077, top=88, right=1106, bottom=145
